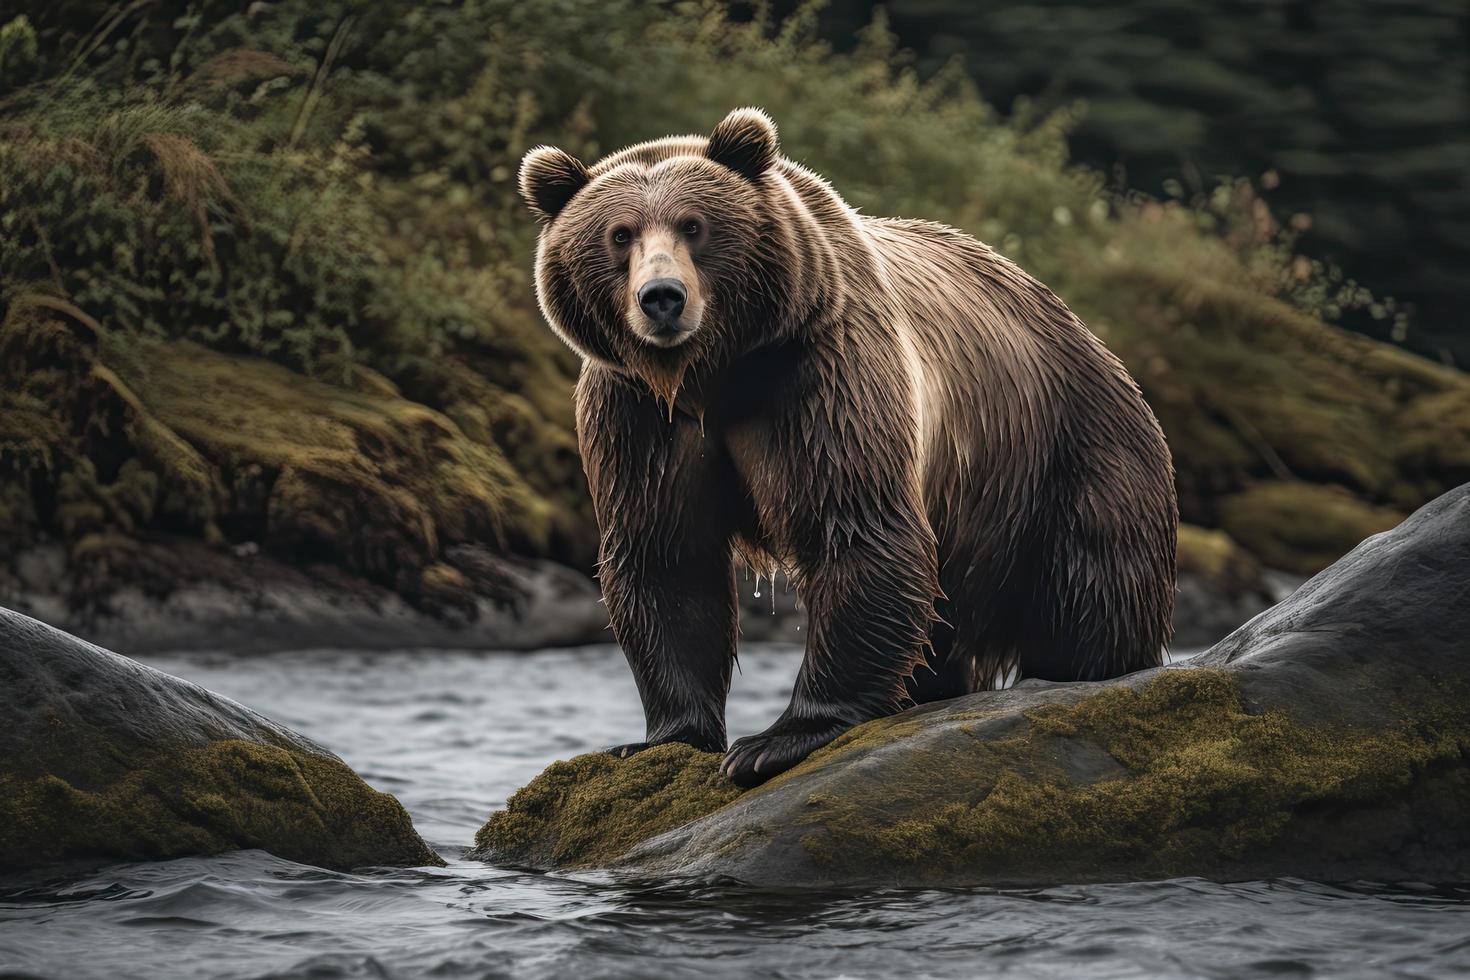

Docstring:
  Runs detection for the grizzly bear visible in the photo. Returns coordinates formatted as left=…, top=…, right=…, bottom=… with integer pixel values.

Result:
left=520, top=108, right=1177, bottom=787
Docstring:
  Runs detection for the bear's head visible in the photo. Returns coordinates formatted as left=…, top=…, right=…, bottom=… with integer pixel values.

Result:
left=519, top=108, right=791, bottom=405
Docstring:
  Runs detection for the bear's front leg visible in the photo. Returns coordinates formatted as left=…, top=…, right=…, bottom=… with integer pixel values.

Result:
left=578, top=369, right=739, bottom=756
left=718, top=340, right=940, bottom=787
left=721, top=515, right=939, bottom=787
left=600, top=547, right=737, bottom=755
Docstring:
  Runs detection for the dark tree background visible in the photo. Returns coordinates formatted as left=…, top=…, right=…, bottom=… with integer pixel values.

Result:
left=796, top=0, right=1470, bottom=361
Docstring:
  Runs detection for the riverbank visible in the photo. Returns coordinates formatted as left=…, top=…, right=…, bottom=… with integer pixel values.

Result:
left=1, top=537, right=609, bottom=655
left=2, top=526, right=1294, bottom=654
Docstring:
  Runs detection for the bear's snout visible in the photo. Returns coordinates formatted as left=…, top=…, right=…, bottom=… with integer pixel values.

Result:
left=626, top=227, right=702, bottom=347
left=637, top=278, right=688, bottom=331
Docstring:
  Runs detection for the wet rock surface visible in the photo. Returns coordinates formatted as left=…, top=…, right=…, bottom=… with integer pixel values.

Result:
left=477, top=484, right=1470, bottom=887
left=5, top=507, right=1284, bottom=656
left=0, top=607, right=442, bottom=873
left=3, top=538, right=608, bottom=654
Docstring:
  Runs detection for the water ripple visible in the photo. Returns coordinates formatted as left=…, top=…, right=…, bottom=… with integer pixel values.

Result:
left=2, top=646, right=1467, bottom=979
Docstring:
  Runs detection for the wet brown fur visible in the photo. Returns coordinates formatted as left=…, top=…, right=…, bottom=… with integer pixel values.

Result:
left=521, top=109, right=1177, bottom=787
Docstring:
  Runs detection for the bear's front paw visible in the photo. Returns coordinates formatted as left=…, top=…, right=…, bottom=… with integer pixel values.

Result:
left=720, top=716, right=850, bottom=788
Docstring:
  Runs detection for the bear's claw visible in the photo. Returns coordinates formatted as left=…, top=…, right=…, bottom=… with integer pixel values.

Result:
left=720, top=717, right=849, bottom=788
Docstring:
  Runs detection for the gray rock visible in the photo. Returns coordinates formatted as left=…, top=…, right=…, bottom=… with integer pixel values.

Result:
left=0, top=608, right=442, bottom=873
left=479, top=484, right=1470, bottom=887
left=2, top=538, right=608, bottom=655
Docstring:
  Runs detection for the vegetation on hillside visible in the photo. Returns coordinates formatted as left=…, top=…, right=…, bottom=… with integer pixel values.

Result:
left=2, top=1, right=1467, bottom=611
left=806, top=0, right=1470, bottom=360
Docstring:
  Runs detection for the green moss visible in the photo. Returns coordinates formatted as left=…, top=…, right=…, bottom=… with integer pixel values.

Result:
left=1077, top=268, right=1470, bottom=555
left=1140, top=277, right=1403, bottom=494
left=1, top=295, right=580, bottom=600
left=392, top=355, right=590, bottom=555
left=106, top=336, right=551, bottom=563
left=473, top=743, right=741, bottom=868
left=471, top=670, right=1469, bottom=879
left=0, top=738, right=442, bottom=873
left=797, top=670, right=1468, bottom=880
left=1218, top=481, right=1405, bottom=574
left=92, top=363, right=225, bottom=524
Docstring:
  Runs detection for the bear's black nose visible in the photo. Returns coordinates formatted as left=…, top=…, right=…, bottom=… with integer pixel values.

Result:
left=638, top=278, right=687, bottom=325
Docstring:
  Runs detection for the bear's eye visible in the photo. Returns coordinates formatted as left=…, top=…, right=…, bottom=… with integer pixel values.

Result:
left=611, top=227, right=632, bottom=246
left=681, top=219, right=702, bottom=238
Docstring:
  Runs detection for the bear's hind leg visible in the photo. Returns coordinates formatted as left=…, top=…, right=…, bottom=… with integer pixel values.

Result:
left=906, top=598, right=984, bottom=702
left=1019, top=525, right=1170, bottom=682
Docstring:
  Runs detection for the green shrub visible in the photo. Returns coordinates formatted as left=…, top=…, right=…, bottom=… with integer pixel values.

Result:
left=2, top=1, right=1466, bottom=584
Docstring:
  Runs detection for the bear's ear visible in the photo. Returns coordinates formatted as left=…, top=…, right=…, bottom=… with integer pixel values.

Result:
left=707, top=107, right=779, bottom=181
left=519, top=145, right=590, bottom=221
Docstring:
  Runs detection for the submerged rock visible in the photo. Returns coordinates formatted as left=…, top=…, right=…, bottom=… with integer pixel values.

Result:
left=475, top=484, right=1470, bottom=887
left=0, top=608, right=442, bottom=874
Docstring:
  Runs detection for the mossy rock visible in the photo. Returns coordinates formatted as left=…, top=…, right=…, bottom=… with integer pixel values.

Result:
left=1081, top=266, right=1470, bottom=576
left=1, top=297, right=587, bottom=609
left=0, top=606, right=442, bottom=873
left=1217, top=481, right=1404, bottom=575
left=788, top=668, right=1465, bottom=881
left=105, top=335, right=556, bottom=575
left=474, top=485, right=1470, bottom=887
left=1092, top=268, right=1470, bottom=512
left=469, top=743, right=740, bottom=869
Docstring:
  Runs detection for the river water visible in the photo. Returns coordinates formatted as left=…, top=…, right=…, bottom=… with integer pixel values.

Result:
left=1, top=644, right=1467, bottom=979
